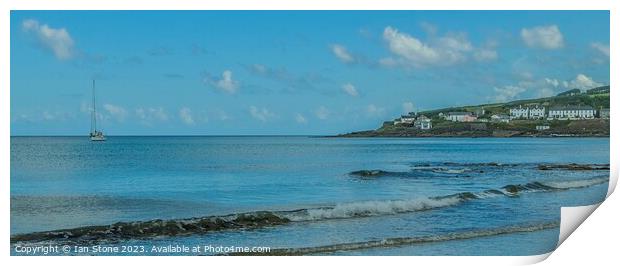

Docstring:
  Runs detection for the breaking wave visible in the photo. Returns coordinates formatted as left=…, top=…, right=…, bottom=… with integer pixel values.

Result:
left=281, top=195, right=465, bottom=222
left=543, top=176, right=608, bottom=189
left=432, top=168, right=470, bottom=174
left=10, top=176, right=607, bottom=244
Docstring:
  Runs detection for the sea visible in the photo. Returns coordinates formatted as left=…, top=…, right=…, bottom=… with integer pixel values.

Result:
left=10, top=136, right=610, bottom=256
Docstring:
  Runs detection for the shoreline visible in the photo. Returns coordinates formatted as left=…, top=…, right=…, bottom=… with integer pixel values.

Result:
left=331, top=134, right=611, bottom=138
left=332, top=131, right=610, bottom=138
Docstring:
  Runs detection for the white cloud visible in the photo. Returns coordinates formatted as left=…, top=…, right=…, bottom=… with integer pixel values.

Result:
left=295, top=113, right=307, bottom=124
left=491, top=74, right=603, bottom=103
left=563, top=74, right=602, bottom=90
left=103, top=104, right=128, bottom=121
left=493, top=85, right=526, bottom=102
left=382, top=26, right=441, bottom=67
left=473, top=49, right=498, bottom=62
left=438, top=34, right=473, bottom=53
left=22, top=19, right=75, bottom=60
left=205, top=70, right=239, bottom=93
left=249, top=106, right=276, bottom=122
left=381, top=26, right=478, bottom=67
left=544, top=78, right=561, bottom=88
left=179, top=107, right=195, bottom=125
left=402, top=102, right=415, bottom=113
left=331, top=44, right=355, bottom=63
left=341, top=83, right=359, bottom=97
left=37, top=111, right=74, bottom=122
left=591, top=42, right=610, bottom=57
left=520, top=25, right=564, bottom=49
left=136, top=107, right=168, bottom=125
left=315, top=106, right=330, bottom=120
left=366, top=104, right=386, bottom=117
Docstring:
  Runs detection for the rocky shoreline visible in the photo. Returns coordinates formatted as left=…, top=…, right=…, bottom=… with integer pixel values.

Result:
left=335, top=130, right=610, bottom=138
left=335, top=119, right=610, bottom=138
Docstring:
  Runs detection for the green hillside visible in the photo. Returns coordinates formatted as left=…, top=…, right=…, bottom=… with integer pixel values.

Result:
left=337, top=85, right=610, bottom=138
left=418, top=85, right=610, bottom=119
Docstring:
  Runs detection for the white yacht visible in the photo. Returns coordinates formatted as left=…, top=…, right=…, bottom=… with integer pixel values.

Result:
left=90, top=80, right=106, bottom=141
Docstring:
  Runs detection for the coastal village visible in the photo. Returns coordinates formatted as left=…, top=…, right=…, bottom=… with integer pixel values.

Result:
left=343, top=86, right=610, bottom=137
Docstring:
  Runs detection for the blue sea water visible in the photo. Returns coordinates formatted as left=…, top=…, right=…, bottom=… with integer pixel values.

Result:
left=10, top=136, right=609, bottom=255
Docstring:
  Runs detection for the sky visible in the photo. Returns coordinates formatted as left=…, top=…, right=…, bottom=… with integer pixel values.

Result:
left=10, top=11, right=610, bottom=136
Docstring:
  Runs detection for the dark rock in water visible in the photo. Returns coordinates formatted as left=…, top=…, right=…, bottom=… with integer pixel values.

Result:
left=457, top=192, right=478, bottom=200
left=349, top=170, right=388, bottom=177
left=10, top=211, right=292, bottom=244
left=233, top=211, right=289, bottom=227
left=502, top=181, right=560, bottom=194
left=502, top=185, right=521, bottom=194
left=538, top=163, right=610, bottom=171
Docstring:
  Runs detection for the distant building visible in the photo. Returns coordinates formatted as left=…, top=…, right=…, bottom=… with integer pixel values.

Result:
left=510, top=105, right=529, bottom=119
left=536, top=124, right=550, bottom=131
left=510, top=105, right=546, bottom=119
left=400, top=115, right=416, bottom=124
left=446, top=112, right=477, bottom=122
left=600, top=108, right=610, bottom=119
left=473, top=107, right=486, bottom=117
left=548, top=105, right=596, bottom=120
left=414, top=115, right=432, bottom=130
left=557, top=88, right=581, bottom=96
left=528, top=106, right=546, bottom=119
left=491, top=114, right=510, bottom=123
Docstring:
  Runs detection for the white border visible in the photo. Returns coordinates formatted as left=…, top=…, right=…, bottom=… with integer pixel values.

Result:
left=2, top=1, right=617, bottom=265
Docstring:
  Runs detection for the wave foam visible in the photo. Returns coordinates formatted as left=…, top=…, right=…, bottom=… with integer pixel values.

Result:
left=282, top=196, right=463, bottom=222
left=543, top=176, right=608, bottom=189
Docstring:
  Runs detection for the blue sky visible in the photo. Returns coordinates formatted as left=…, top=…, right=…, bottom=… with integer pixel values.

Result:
left=10, top=11, right=610, bottom=135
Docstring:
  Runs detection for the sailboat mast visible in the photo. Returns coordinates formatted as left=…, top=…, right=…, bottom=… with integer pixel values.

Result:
left=92, top=80, right=97, bottom=133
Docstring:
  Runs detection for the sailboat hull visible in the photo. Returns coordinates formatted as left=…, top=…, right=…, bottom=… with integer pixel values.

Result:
left=90, top=136, right=106, bottom=141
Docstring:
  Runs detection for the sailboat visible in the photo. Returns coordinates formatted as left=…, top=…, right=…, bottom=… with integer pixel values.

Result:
left=90, top=80, right=106, bottom=141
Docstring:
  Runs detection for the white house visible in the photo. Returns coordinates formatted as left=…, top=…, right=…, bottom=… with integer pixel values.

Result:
left=400, top=115, right=416, bottom=124
left=510, top=105, right=546, bottom=119
left=414, top=115, right=432, bottom=130
left=528, top=106, right=546, bottom=119
left=446, top=112, right=477, bottom=122
left=510, top=105, right=529, bottom=119
left=548, top=106, right=596, bottom=120
left=491, top=114, right=510, bottom=123
left=536, top=125, right=550, bottom=130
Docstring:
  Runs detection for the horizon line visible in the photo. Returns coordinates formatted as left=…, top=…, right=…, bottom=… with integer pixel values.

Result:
left=10, top=134, right=333, bottom=137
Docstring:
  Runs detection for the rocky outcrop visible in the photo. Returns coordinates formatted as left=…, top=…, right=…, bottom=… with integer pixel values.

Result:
left=537, top=163, right=610, bottom=171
